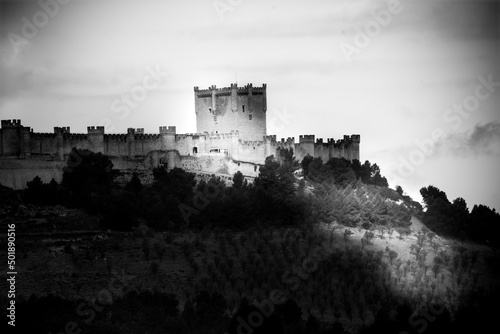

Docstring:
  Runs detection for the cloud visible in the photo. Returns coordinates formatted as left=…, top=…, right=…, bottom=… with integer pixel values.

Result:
left=434, top=122, right=500, bottom=157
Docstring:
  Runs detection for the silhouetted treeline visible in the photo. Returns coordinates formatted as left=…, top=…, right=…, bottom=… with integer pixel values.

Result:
left=420, top=185, right=500, bottom=247
left=301, top=156, right=389, bottom=187
left=16, top=147, right=427, bottom=232
left=19, top=148, right=309, bottom=231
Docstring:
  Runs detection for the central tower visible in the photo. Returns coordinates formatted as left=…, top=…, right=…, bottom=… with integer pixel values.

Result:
left=194, top=83, right=267, bottom=141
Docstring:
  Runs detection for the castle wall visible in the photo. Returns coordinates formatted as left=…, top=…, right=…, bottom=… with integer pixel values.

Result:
left=0, top=159, right=65, bottom=189
left=63, top=134, right=89, bottom=154
left=104, top=134, right=127, bottom=157
left=180, top=154, right=259, bottom=178
left=234, top=140, right=267, bottom=164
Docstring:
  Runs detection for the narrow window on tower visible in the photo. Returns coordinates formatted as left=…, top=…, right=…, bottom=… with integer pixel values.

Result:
left=242, top=105, right=245, bottom=113
left=249, top=114, right=252, bottom=120
left=209, top=108, right=212, bottom=113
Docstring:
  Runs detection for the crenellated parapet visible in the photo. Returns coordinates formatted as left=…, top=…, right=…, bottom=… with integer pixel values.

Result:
left=325, top=134, right=361, bottom=148
left=135, top=134, right=161, bottom=141
left=1, top=119, right=22, bottom=128
left=159, top=126, right=176, bottom=135
left=277, top=137, right=295, bottom=145
left=105, top=134, right=127, bottom=142
left=195, top=83, right=267, bottom=95
left=299, top=135, right=315, bottom=144
left=264, top=135, right=277, bottom=143
left=54, top=127, right=70, bottom=135
left=31, top=132, right=57, bottom=140
left=66, top=133, right=87, bottom=140
left=87, top=126, right=104, bottom=135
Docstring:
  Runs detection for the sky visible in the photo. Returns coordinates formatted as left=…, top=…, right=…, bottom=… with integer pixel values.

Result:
left=0, top=0, right=499, bottom=211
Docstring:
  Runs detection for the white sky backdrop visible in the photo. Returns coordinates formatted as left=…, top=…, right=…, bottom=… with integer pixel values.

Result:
left=0, top=0, right=499, bottom=211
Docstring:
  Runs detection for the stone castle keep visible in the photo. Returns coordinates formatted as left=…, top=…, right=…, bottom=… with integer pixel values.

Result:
left=0, top=83, right=360, bottom=189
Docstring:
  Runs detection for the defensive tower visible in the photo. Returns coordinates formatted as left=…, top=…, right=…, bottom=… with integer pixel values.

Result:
left=194, top=83, right=267, bottom=141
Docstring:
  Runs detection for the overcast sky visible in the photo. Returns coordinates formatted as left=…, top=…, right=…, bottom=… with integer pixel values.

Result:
left=0, top=0, right=499, bottom=211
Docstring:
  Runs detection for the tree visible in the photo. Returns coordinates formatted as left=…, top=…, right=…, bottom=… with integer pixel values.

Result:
left=301, top=154, right=314, bottom=177
left=23, top=176, right=58, bottom=205
left=395, top=185, right=404, bottom=196
left=232, top=171, right=244, bottom=189
left=125, top=172, right=142, bottom=193
left=344, top=229, right=353, bottom=242
left=388, top=250, right=398, bottom=265
left=369, top=163, right=389, bottom=187
left=62, top=148, right=118, bottom=206
left=420, top=185, right=449, bottom=209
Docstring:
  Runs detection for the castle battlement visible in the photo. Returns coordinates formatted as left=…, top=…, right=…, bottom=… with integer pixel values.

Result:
left=195, top=83, right=266, bottom=96
left=54, top=127, right=70, bottom=134
left=299, top=135, right=315, bottom=143
left=1, top=119, right=22, bottom=128
left=87, top=126, right=104, bottom=135
left=278, top=137, right=295, bottom=145
left=66, top=133, right=87, bottom=140
left=135, top=134, right=161, bottom=140
left=159, top=126, right=176, bottom=134
left=31, top=133, right=57, bottom=139
left=264, top=135, right=277, bottom=143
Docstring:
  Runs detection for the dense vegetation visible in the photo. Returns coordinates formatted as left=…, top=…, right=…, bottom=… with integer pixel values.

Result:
left=20, top=148, right=420, bottom=233
left=7, top=147, right=500, bottom=333
left=420, top=185, right=500, bottom=248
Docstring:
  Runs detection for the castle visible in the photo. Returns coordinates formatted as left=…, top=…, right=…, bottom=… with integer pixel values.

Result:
left=0, top=83, right=360, bottom=188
